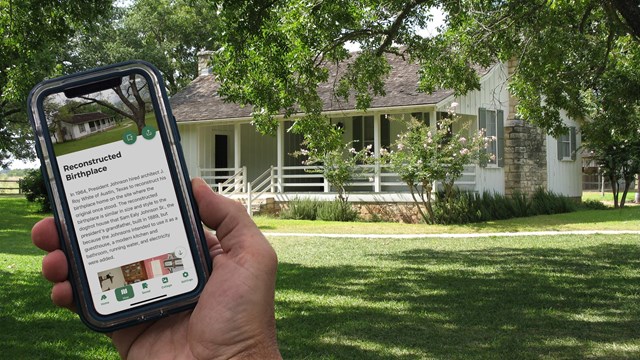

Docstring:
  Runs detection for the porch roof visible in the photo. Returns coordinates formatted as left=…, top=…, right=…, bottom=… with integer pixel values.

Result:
left=170, top=55, right=491, bottom=123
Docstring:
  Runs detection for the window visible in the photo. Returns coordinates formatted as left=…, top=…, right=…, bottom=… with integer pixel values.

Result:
left=557, top=127, right=577, bottom=161
left=411, top=112, right=430, bottom=126
left=352, top=115, right=390, bottom=151
left=478, top=108, right=504, bottom=167
left=78, top=124, right=86, bottom=133
left=89, top=121, right=96, bottom=132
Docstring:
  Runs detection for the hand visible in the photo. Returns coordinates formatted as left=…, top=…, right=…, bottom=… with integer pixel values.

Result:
left=31, top=178, right=281, bottom=359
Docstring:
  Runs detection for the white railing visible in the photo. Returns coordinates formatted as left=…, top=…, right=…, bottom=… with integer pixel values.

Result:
left=246, top=166, right=279, bottom=216
left=201, top=164, right=477, bottom=215
left=200, top=166, right=247, bottom=195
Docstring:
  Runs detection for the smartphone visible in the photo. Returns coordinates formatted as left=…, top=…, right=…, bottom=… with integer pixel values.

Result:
left=27, top=61, right=211, bottom=332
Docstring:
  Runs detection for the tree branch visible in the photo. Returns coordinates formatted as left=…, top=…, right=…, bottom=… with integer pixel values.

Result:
left=375, top=0, right=431, bottom=57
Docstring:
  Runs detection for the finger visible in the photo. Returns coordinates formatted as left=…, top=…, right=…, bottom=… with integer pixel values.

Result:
left=32, top=217, right=60, bottom=252
left=51, top=280, right=76, bottom=312
left=42, top=249, right=68, bottom=283
left=191, top=178, right=262, bottom=251
left=204, top=229, right=224, bottom=259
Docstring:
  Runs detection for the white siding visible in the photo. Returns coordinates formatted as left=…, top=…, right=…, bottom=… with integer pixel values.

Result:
left=546, top=116, right=582, bottom=197
left=177, top=123, right=200, bottom=177
left=240, top=123, right=277, bottom=181
left=452, top=63, right=509, bottom=116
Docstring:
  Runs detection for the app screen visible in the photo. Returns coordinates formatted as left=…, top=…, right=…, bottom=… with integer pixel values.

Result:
left=44, top=74, right=198, bottom=315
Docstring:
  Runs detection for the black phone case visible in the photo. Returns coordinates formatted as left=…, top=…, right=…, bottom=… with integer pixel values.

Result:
left=27, top=61, right=212, bottom=332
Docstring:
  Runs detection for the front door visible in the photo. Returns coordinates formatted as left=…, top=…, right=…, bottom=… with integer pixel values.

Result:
left=215, top=134, right=229, bottom=180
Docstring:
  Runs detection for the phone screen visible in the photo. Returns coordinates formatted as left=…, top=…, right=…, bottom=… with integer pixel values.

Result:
left=42, top=73, right=199, bottom=315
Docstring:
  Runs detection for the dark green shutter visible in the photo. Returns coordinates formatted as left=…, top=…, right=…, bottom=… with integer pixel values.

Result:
left=497, top=109, right=505, bottom=167
left=353, top=116, right=362, bottom=151
left=381, top=115, right=390, bottom=148
left=557, top=133, right=563, bottom=161
left=478, top=108, right=487, bottom=162
left=570, top=126, right=577, bottom=161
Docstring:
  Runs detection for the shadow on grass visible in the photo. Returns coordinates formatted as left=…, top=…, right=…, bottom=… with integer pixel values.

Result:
left=0, top=268, right=118, bottom=359
left=276, top=243, right=640, bottom=359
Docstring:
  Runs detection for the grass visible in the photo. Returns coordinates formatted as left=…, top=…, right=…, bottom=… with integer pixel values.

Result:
left=3, top=196, right=640, bottom=359
left=583, top=191, right=637, bottom=204
left=0, top=197, right=118, bottom=359
left=271, top=234, right=640, bottom=359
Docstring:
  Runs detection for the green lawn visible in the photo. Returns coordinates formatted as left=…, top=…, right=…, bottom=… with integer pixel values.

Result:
left=2, top=197, right=640, bottom=359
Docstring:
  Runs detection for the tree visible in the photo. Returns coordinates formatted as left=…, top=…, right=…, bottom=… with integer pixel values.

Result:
left=210, top=1, right=640, bottom=136
left=581, top=36, right=640, bottom=208
left=65, top=0, right=219, bottom=95
left=0, top=0, right=112, bottom=167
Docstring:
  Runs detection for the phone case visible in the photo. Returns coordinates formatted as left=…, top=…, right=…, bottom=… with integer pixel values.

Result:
left=27, top=61, right=212, bottom=332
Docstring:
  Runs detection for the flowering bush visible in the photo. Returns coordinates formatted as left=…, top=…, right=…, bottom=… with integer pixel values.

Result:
left=383, top=106, right=493, bottom=224
left=293, top=124, right=373, bottom=203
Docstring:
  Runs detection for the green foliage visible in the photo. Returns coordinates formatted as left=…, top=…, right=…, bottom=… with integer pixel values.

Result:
left=316, top=200, right=359, bottom=222
left=581, top=37, right=640, bottom=208
left=66, top=0, right=218, bottom=95
left=431, top=189, right=577, bottom=225
left=0, top=0, right=112, bottom=167
left=581, top=199, right=609, bottom=211
left=21, top=168, right=51, bottom=212
left=384, top=108, right=491, bottom=224
left=293, top=120, right=373, bottom=203
left=211, top=1, right=640, bottom=139
left=279, top=197, right=318, bottom=220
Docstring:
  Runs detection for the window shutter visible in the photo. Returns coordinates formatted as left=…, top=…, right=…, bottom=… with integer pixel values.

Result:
left=570, top=126, right=577, bottom=161
left=478, top=108, right=487, bottom=161
left=381, top=115, right=390, bottom=148
left=478, top=108, right=487, bottom=131
left=497, top=109, right=505, bottom=167
left=353, top=116, right=363, bottom=151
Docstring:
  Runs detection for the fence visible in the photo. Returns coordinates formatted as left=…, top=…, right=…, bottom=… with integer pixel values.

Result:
left=0, top=179, right=23, bottom=195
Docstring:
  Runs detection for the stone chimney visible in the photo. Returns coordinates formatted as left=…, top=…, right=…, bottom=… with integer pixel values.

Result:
left=502, top=58, right=548, bottom=197
left=197, top=50, right=213, bottom=76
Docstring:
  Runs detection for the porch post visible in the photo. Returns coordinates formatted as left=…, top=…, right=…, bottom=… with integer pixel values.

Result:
left=234, top=123, right=242, bottom=192
left=277, top=121, right=284, bottom=193
left=374, top=114, right=381, bottom=192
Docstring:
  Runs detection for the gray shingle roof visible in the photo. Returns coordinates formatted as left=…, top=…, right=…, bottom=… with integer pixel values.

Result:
left=64, top=112, right=112, bottom=125
left=171, top=55, right=489, bottom=123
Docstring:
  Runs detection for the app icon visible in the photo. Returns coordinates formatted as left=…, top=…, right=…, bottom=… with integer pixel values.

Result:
left=122, top=130, right=137, bottom=144
left=101, top=294, right=107, bottom=301
left=142, top=125, right=156, bottom=140
left=115, top=285, right=135, bottom=301
left=142, top=282, right=148, bottom=289
left=162, top=277, right=169, bottom=284
left=182, top=271, right=189, bottom=278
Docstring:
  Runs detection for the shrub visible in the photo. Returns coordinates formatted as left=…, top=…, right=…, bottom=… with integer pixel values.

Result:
left=530, top=188, right=576, bottom=215
left=280, top=198, right=318, bottom=220
left=581, top=199, right=609, bottom=210
left=430, top=188, right=578, bottom=224
left=21, top=168, right=51, bottom=212
left=317, top=200, right=359, bottom=222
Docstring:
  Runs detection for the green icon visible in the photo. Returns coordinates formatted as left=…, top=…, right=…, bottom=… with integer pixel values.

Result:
left=101, top=294, right=107, bottom=301
left=142, top=125, right=156, bottom=140
left=122, top=130, right=137, bottom=144
left=142, top=283, right=148, bottom=289
left=162, top=277, right=169, bottom=284
left=115, top=285, right=134, bottom=301
left=182, top=271, right=189, bottom=278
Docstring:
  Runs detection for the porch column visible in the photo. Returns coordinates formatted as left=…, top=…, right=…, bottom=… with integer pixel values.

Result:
left=234, top=123, right=242, bottom=191
left=374, top=114, right=381, bottom=192
left=277, top=121, right=284, bottom=193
